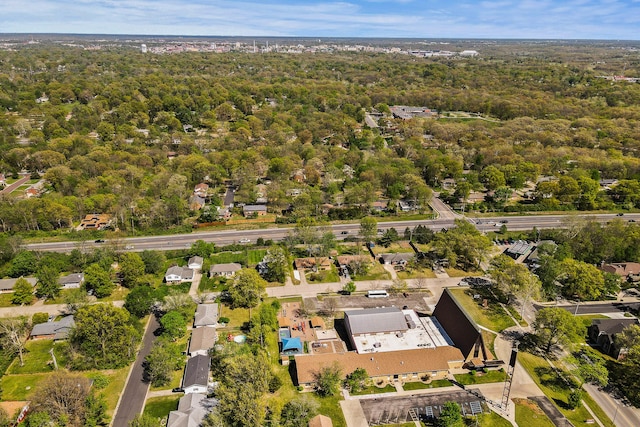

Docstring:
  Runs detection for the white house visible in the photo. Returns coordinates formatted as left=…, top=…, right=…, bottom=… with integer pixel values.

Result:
left=165, top=266, right=195, bottom=284
left=58, top=273, right=84, bottom=289
left=209, top=263, right=242, bottom=277
left=194, top=304, right=218, bottom=328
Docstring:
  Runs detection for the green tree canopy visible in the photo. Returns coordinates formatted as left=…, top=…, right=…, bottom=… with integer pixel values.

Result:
left=69, top=304, right=140, bottom=369
left=12, top=277, right=34, bottom=305
left=83, top=263, right=114, bottom=298
left=533, top=307, right=584, bottom=354
left=118, top=252, right=145, bottom=288
left=228, top=268, right=267, bottom=310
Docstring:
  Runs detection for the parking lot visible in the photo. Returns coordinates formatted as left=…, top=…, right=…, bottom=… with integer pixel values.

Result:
left=359, top=389, right=487, bottom=425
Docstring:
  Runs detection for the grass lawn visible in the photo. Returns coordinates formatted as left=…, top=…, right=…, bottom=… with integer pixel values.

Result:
left=150, top=366, right=184, bottom=392
left=475, top=410, right=513, bottom=427
left=448, top=288, right=515, bottom=333
left=454, top=370, right=507, bottom=385
left=518, top=352, right=614, bottom=427
left=144, top=395, right=181, bottom=420
left=445, top=268, right=481, bottom=278
left=97, top=286, right=130, bottom=302
left=317, top=395, right=347, bottom=427
left=578, top=314, right=609, bottom=330
left=352, top=384, right=396, bottom=395
left=247, top=249, right=267, bottom=264
left=7, top=340, right=69, bottom=374
left=514, top=398, right=555, bottom=427
left=218, top=304, right=251, bottom=331
left=397, top=267, right=437, bottom=280
left=0, top=372, right=50, bottom=400
left=353, top=263, right=392, bottom=281
left=402, top=381, right=438, bottom=391
left=371, top=242, right=415, bottom=255
left=89, top=367, right=130, bottom=417
left=307, top=267, right=340, bottom=284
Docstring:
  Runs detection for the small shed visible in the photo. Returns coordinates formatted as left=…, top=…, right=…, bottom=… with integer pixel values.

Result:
left=309, top=414, right=333, bottom=427
left=310, top=317, right=325, bottom=330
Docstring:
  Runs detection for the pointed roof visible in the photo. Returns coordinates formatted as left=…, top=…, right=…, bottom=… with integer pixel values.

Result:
left=282, top=337, right=302, bottom=352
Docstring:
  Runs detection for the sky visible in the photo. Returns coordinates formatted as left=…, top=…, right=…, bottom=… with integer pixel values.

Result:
left=1, top=0, right=639, bottom=40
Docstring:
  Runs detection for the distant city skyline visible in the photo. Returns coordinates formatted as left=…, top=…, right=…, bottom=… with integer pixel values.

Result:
left=1, top=0, right=639, bottom=40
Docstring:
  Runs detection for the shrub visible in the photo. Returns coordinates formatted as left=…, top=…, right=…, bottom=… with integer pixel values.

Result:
left=32, top=312, right=49, bottom=325
left=218, top=317, right=230, bottom=324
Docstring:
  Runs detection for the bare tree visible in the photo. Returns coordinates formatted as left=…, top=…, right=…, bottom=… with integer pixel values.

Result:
left=413, top=276, right=428, bottom=290
left=323, top=297, right=338, bottom=316
left=0, top=316, right=30, bottom=366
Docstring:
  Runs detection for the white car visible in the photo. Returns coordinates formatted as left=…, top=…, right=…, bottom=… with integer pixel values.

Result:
left=239, top=238, right=250, bottom=243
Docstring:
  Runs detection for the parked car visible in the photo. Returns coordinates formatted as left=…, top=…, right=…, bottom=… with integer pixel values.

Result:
left=94, top=239, right=105, bottom=243
left=239, top=238, right=250, bottom=243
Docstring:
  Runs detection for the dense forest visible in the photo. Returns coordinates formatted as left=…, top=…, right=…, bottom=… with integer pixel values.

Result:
left=1, top=40, right=640, bottom=234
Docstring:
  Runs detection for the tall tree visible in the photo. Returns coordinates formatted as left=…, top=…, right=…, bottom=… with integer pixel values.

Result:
left=437, top=402, right=464, bottom=427
left=69, top=304, right=140, bottom=369
left=143, top=338, right=184, bottom=387
left=313, top=363, right=342, bottom=397
left=533, top=307, right=584, bottom=354
left=228, top=268, right=267, bottom=311
left=118, top=252, right=145, bottom=288
left=28, top=372, right=95, bottom=427
left=12, top=277, right=34, bottom=305
left=261, top=246, right=288, bottom=283
left=35, top=265, right=61, bottom=300
left=83, top=263, right=114, bottom=298
left=489, top=254, right=542, bottom=315
left=359, top=216, right=378, bottom=244
left=159, top=311, right=187, bottom=341
left=124, top=285, right=158, bottom=318
left=280, top=397, right=319, bottom=427
left=0, top=317, right=29, bottom=366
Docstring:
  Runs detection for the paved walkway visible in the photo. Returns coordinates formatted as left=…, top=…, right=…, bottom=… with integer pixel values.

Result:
left=0, top=176, right=29, bottom=195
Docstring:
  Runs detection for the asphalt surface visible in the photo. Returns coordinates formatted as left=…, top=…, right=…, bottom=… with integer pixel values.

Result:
left=535, top=301, right=640, bottom=315
left=24, top=212, right=640, bottom=253
left=111, top=315, right=161, bottom=427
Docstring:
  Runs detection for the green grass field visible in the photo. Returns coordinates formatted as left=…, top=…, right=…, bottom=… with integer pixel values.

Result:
left=448, top=288, right=515, bottom=332
left=475, top=410, right=513, bottom=427
left=454, top=370, right=507, bottom=385
left=0, top=293, right=17, bottom=307
left=518, top=352, right=614, bottom=427
left=0, top=372, right=50, bottom=400
left=514, top=398, right=555, bottom=427
left=352, top=384, right=396, bottom=395
left=7, top=340, right=69, bottom=374
left=143, top=395, right=181, bottom=421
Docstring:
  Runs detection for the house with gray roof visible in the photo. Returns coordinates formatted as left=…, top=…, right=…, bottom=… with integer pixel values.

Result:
left=194, top=304, right=218, bottom=328
left=187, top=256, right=204, bottom=270
left=209, top=263, right=242, bottom=277
left=242, top=204, right=267, bottom=217
left=0, top=277, right=37, bottom=293
left=182, top=354, right=211, bottom=394
left=167, top=393, right=216, bottom=427
left=379, top=253, right=414, bottom=270
left=344, top=307, right=410, bottom=350
left=188, top=327, right=217, bottom=356
left=58, top=273, right=84, bottom=289
left=30, top=315, right=75, bottom=340
left=165, top=266, right=195, bottom=284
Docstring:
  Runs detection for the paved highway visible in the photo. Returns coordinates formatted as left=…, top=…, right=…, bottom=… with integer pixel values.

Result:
left=24, top=212, right=640, bottom=253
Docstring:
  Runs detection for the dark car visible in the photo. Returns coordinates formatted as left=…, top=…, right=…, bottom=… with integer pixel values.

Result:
left=340, top=231, right=349, bottom=235
left=617, top=213, right=624, bottom=216
left=94, top=239, right=105, bottom=243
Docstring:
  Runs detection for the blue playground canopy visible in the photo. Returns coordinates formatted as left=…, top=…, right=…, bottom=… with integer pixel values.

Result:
left=281, top=337, right=302, bottom=353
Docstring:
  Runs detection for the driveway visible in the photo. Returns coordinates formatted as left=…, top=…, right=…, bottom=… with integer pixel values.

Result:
left=111, top=315, right=160, bottom=427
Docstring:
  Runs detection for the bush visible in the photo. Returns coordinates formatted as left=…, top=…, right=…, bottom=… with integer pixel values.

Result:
left=32, top=312, right=49, bottom=325
left=218, top=317, right=230, bottom=324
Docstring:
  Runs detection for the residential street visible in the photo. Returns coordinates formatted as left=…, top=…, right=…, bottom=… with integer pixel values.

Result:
left=111, top=315, right=160, bottom=427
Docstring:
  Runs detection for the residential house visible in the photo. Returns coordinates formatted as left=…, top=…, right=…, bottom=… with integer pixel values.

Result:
left=588, top=318, right=639, bottom=360
left=242, top=204, right=267, bottom=217
left=188, top=327, right=217, bottom=356
left=209, top=263, right=242, bottom=277
left=216, top=207, right=232, bottom=221
left=182, top=354, right=211, bottom=394
left=390, top=105, right=438, bottom=120
left=379, top=253, right=414, bottom=270
left=600, top=262, right=640, bottom=282
left=0, top=173, right=5, bottom=187
left=187, top=256, right=204, bottom=270
left=291, top=169, right=306, bottom=183
left=194, top=183, right=209, bottom=198
left=371, top=200, right=389, bottom=212
left=189, top=195, right=206, bottom=211
left=335, top=255, right=371, bottom=276
left=397, top=200, right=417, bottom=212
left=58, top=273, right=84, bottom=289
left=167, top=393, right=216, bottom=427
left=0, top=277, right=37, bottom=294
left=294, top=257, right=332, bottom=272
left=194, top=304, right=218, bottom=328
left=165, top=266, right=194, bottom=284
left=78, top=214, right=112, bottom=230
left=30, top=315, right=75, bottom=340
left=24, top=181, right=45, bottom=198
